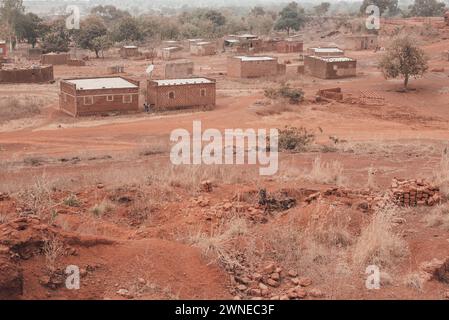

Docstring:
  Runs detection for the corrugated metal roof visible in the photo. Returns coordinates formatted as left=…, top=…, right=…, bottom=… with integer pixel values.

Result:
left=309, top=56, right=355, bottom=62
left=66, top=77, right=138, bottom=90
left=310, top=47, right=343, bottom=53
left=153, top=78, right=213, bottom=86
left=234, top=56, right=275, bottom=61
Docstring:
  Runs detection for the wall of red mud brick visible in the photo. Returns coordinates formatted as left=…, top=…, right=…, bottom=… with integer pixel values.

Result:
left=227, top=58, right=280, bottom=78
left=147, top=82, right=216, bottom=110
left=0, top=65, right=54, bottom=83
left=60, top=80, right=140, bottom=116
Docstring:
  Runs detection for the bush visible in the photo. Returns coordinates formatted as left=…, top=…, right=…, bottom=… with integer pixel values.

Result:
left=278, top=126, right=315, bottom=152
left=264, top=84, right=304, bottom=104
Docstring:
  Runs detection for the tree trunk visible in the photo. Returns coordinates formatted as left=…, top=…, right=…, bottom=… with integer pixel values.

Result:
left=404, top=75, right=409, bottom=90
left=95, top=49, right=100, bottom=58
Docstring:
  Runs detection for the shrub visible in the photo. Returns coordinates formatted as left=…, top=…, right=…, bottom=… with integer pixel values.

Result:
left=264, top=84, right=304, bottom=104
left=278, top=126, right=315, bottom=152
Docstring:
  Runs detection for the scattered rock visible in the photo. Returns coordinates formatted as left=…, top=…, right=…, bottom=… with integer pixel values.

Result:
left=298, top=277, right=312, bottom=287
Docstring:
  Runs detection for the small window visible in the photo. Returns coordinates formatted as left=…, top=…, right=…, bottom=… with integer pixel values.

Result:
left=107, top=95, right=114, bottom=102
left=200, top=88, right=206, bottom=97
left=123, top=95, right=132, bottom=103
left=168, top=91, right=175, bottom=99
left=84, top=96, right=93, bottom=105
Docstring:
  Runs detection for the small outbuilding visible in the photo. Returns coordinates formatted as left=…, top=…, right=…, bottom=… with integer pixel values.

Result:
left=190, top=42, right=216, bottom=56
left=120, top=45, right=140, bottom=58
left=345, top=35, right=378, bottom=50
left=59, top=76, right=139, bottom=117
left=277, top=38, right=303, bottom=53
left=0, top=41, right=8, bottom=58
left=147, top=77, right=216, bottom=111
left=227, top=56, right=285, bottom=78
left=304, top=55, right=357, bottom=79
left=161, top=47, right=183, bottom=60
left=41, top=52, right=70, bottom=65
left=307, top=47, right=344, bottom=57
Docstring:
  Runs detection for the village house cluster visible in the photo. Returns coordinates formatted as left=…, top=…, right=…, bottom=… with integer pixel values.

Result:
left=0, top=32, right=375, bottom=116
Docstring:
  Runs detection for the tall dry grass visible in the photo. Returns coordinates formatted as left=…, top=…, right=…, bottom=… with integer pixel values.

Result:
left=307, top=157, right=346, bottom=186
left=353, top=204, right=409, bottom=269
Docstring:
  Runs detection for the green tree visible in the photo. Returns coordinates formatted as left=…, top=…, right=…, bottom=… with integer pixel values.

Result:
left=0, top=0, right=25, bottom=50
left=15, top=12, right=46, bottom=48
left=274, top=2, right=306, bottom=35
left=74, top=16, right=108, bottom=58
left=379, top=36, right=428, bottom=90
left=360, top=0, right=399, bottom=16
left=250, top=6, right=266, bottom=16
left=112, top=16, right=142, bottom=42
left=409, top=0, right=446, bottom=16
left=91, top=35, right=112, bottom=59
left=314, top=2, right=331, bottom=16
left=90, top=5, right=130, bottom=26
left=41, top=18, right=71, bottom=53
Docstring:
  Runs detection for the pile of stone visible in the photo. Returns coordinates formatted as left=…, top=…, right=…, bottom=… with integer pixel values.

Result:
left=231, top=262, right=324, bottom=300
left=390, top=178, right=441, bottom=207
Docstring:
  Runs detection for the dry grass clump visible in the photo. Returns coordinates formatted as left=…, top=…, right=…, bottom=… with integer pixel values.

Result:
left=17, top=176, right=54, bottom=218
left=188, top=218, right=248, bottom=268
left=255, top=101, right=293, bottom=116
left=307, top=157, right=346, bottom=186
left=423, top=203, right=449, bottom=230
left=42, top=237, right=64, bottom=271
left=307, top=203, right=353, bottom=248
left=0, top=96, right=42, bottom=123
left=353, top=204, right=409, bottom=269
left=91, top=200, right=115, bottom=218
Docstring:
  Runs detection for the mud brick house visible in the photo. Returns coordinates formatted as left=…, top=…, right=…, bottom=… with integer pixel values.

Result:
left=0, top=65, right=54, bottom=84
left=186, top=39, right=204, bottom=49
left=262, top=38, right=282, bottom=52
left=224, top=34, right=262, bottom=53
left=307, top=47, right=344, bottom=57
left=227, top=56, right=285, bottom=78
left=345, top=35, right=378, bottom=50
left=161, top=47, right=183, bottom=60
left=190, top=42, right=216, bottom=56
left=59, top=76, right=139, bottom=117
left=41, top=52, right=70, bottom=65
left=0, top=40, right=8, bottom=58
left=27, top=48, right=43, bottom=60
left=120, top=45, right=140, bottom=58
left=304, top=56, right=356, bottom=79
left=147, top=77, right=216, bottom=110
left=277, top=38, right=303, bottom=53
left=165, top=60, right=194, bottom=79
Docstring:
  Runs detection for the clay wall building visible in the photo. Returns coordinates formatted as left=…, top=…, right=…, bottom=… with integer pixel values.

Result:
left=147, top=77, right=216, bottom=110
left=304, top=55, right=357, bottom=79
left=345, top=35, right=378, bottom=50
left=277, top=39, right=303, bottom=53
left=307, top=47, right=344, bottom=57
left=59, top=76, right=139, bottom=117
left=161, top=47, right=183, bottom=60
left=0, top=41, right=7, bottom=58
left=227, top=56, right=285, bottom=78
left=41, top=52, right=70, bottom=65
left=190, top=42, right=216, bottom=56
left=119, top=46, right=140, bottom=58
left=0, top=65, right=53, bottom=83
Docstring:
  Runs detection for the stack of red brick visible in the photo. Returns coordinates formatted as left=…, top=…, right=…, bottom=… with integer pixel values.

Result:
left=390, top=178, right=441, bottom=206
